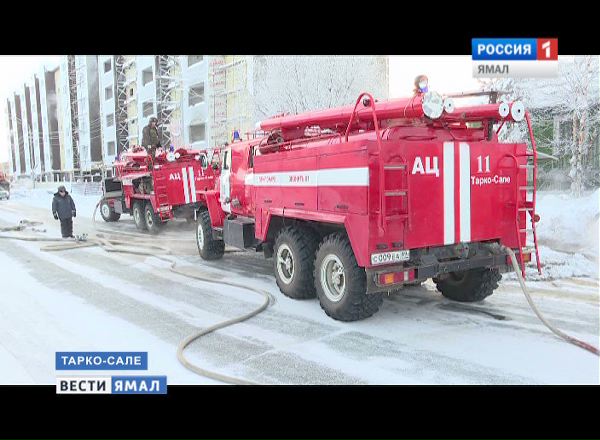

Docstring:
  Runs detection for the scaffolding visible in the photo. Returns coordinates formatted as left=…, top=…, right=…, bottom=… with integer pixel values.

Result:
left=114, top=55, right=129, bottom=152
left=209, top=56, right=227, bottom=145
left=209, top=56, right=254, bottom=145
left=155, top=55, right=181, bottom=148
left=67, top=55, right=80, bottom=175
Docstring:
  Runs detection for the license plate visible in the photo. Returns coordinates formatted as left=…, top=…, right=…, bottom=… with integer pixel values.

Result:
left=370, top=250, right=410, bottom=266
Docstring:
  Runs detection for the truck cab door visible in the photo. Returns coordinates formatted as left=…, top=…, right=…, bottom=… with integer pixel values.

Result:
left=220, top=147, right=232, bottom=213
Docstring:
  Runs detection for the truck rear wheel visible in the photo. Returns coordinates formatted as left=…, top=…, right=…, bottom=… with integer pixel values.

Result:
left=100, top=200, right=120, bottom=222
left=132, top=201, right=147, bottom=231
left=314, top=233, right=383, bottom=321
left=434, top=268, right=502, bottom=302
left=196, top=210, right=224, bottom=260
left=144, top=203, right=164, bottom=234
left=273, top=225, right=319, bottom=299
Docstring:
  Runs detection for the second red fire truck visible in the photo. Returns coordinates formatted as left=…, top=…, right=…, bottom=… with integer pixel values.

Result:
left=100, top=146, right=218, bottom=233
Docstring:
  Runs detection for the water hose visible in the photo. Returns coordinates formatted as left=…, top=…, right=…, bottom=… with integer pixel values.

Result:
left=503, top=246, right=599, bottom=356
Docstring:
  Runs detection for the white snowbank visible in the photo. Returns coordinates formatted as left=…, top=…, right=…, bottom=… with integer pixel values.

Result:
left=506, top=246, right=598, bottom=281
left=536, top=189, right=599, bottom=259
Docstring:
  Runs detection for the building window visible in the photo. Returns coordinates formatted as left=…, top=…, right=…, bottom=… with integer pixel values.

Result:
left=189, top=122, right=206, bottom=143
left=106, top=113, right=114, bottom=127
left=104, top=59, right=111, bottom=73
left=142, top=101, right=154, bottom=117
left=130, top=87, right=134, bottom=96
left=142, top=67, right=153, bottom=86
left=188, top=55, right=204, bottom=66
left=105, top=86, right=113, bottom=100
left=107, top=141, right=116, bottom=156
left=188, top=83, right=205, bottom=106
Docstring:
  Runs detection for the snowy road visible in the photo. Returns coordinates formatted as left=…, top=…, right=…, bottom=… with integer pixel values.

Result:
left=0, top=186, right=598, bottom=385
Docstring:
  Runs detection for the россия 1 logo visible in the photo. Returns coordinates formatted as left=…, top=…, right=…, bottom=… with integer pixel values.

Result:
left=472, top=38, right=558, bottom=78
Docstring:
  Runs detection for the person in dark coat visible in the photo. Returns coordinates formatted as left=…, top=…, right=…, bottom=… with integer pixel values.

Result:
left=141, top=117, right=161, bottom=158
left=52, top=185, right=76, bottom=238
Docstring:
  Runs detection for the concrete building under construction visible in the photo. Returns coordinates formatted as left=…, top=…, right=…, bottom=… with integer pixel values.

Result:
left=4, top=55, right=389, bottom=180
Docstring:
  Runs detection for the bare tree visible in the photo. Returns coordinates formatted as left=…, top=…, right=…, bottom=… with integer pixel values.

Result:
left=549, top=56, right=599, bottom=196
left=479, top=57, right=600, bottom=195
left=252, top=56, right=388, bottom=120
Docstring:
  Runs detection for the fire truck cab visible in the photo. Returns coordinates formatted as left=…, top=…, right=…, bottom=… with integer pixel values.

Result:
left=196, top=91, right=541, bottom=321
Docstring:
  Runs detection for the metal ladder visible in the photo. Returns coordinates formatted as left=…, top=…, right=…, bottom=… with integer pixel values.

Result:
left=381, top=160, right=410, bottom=232
left=506, top=111, right=542, bottom=278
left=346, top=92, right=410, bottom=236
left=152, top=171, right=170, bottom=217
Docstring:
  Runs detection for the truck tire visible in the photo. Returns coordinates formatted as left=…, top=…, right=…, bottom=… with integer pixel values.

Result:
left=196, top=210, right=224, bottom=260
left=314, top=233, right=383, bottom=321
left=273, top=225, right=319, bottom=299
left=144, top=203, right=163, bottom=234
left=132, top=201, right=147, bottom=231
left=100, top=200, right=120, bottom=222
left=434, top=268, right=502, bottom=302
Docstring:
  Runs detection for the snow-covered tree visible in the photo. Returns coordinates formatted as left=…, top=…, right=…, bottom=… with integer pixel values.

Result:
left=544, top=56, right=599, bottom=196
left=479, top=56, right=600, bottom=195
left=252, top=56, right=388, bottom=120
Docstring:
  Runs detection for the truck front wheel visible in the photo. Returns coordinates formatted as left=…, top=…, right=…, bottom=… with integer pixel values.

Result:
left=314, top=233, right=383, bottom=321
left=273, top=225, right=319, bottom=299
left=196, top=210, right=224, bottom=260
left=132, top=202, right=147, bottom=231
left=434, top=268, right=502, bottom=302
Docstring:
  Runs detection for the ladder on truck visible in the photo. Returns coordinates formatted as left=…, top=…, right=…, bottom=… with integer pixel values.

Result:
left=506, top=112, right=542, bottom=278
left=345, top=92, right=410, bottom=235
left=150, top=160, right=170, bottom=219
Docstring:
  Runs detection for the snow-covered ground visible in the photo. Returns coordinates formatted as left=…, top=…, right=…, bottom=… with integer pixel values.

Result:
left=0, top=182, right=598, bottom=384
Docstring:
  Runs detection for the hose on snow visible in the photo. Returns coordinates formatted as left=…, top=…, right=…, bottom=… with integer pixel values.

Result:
left=503, top=246, right=599, bottom=356
left=0, top=201, right=274, bottom=385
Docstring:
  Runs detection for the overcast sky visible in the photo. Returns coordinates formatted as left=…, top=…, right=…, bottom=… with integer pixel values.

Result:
left=0, top=55, right=478, bottom=163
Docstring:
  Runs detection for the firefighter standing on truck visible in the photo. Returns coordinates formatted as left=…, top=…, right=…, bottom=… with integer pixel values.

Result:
left=142, top=117, right=161, bottom=158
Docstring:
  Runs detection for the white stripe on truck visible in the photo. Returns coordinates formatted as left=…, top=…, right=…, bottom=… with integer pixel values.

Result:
left=459, top=142, right=471, bottom=242
left=245, top=167, right=369, bottom=187
left=181, top=167, right=190, bottom=204
left=443, top=141, right=455, bottom=245
left=188, top=167, right=197, bottom=203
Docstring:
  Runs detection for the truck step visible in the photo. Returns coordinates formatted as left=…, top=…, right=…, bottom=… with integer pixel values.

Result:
left=519, top=186, right=534, bottom=191
left=384, top=164, right=407, bottom=170
left=384, top=191, right=407, bottom=196
left=519, top=164, right=535, bottom=169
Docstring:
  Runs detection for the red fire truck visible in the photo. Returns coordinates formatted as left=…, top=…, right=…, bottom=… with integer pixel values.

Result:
left=100, top=146, right=218, bottom=233
left=194, top=89, right=542, bottom=321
